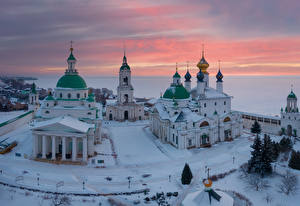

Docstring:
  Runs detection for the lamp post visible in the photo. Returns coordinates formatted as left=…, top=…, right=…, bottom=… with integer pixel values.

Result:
left=127, top=176, right=133, bottom=189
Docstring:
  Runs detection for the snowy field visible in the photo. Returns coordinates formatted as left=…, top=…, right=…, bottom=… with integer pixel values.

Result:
left=0, top=121, right=300, bottom=205
left=0, top=110, right=27, bottom=124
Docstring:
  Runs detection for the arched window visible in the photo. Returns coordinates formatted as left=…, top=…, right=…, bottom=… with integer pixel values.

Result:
left=77, top=93, right=80, bottom=99
left=46, top=103, right=49, bottom=107
left=200, top=121, right=209, bottom=127
left=45, top=111, right=50, bottom=114
left=224, top=117, right=231, bottom=122
left=60, top=93, right=62, bottom=98
left=68, top=93, right=71, bottom=99
left=84, top=93, right=87, bottom=98
left=88, top=104, right=91, bottom=108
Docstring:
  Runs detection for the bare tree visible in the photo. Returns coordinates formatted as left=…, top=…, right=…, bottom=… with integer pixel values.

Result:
left=263, top=193, right=273, bottom=204
left=52, top=194, right=71, bottom=206
left=246, top=174, right=269, bottom=191
left=278, top=170, right=298, bottom=195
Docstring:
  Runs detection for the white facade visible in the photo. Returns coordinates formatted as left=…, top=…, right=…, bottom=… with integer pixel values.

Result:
left=105, top=54, right=145, bottom=121
left=150, top=53, right=243, bottom=149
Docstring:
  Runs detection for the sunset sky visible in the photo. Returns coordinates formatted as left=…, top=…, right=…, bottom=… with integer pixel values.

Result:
left=1, top=0, right=300, bottom=77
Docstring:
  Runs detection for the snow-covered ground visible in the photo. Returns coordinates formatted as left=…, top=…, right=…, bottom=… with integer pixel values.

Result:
left=0, top=111, right=27, bottom=124
left=0, top=121, right=300, bottom=205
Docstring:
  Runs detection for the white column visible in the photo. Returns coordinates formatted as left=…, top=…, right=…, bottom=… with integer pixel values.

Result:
left=72, top=137, right=77, bottom=161
left=83, top=137, right=87, bottom=162
left=33, top=134, right=38, bottom=158
left=62, top=137, right=66, bottom=160
left=42, top=135, right=46, bottom=159
left=51, top=136, right=56, bottom=160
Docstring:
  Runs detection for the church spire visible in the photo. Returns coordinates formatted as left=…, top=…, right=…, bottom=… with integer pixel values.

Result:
left=216, top=60, right=223, bottom=82
left=66, top=41, right=77, bottom=74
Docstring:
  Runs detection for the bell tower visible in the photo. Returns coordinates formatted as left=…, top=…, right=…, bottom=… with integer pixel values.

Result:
left=117, top=52, right=134, bottom=104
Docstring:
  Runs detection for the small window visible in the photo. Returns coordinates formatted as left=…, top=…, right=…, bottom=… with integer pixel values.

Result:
left=139, top=116, right=141, bottom=120
left=84, top=93, right=87, bottom=98
left=46, top=103, right=49, bottom=107
left=88, top=104, right=91, bottom=108
left=68, top=93, right=71, bottom=99
left=204, top=113, right=207, bottom=117
left=195, top=110, right=198, bottom=112
left=87, top=112, right=91, bottom=115
left=45, top=111, right=50, bottom=114
left=215, top=102, right=217, bottom=106
left=176, top=136, right=178, bottom=144
left=77, top=93, right=80, bottom=99
left=224, top=101, right=226, bottom=105
left=193, top=122, right=195, bottom=127
left=60, top=93, right=62, bottom=98
left=172, top=134, right=174, bottom=141
left=224, top=110, right=226, bottom=113
left=204, top=103, right=206, bottom=108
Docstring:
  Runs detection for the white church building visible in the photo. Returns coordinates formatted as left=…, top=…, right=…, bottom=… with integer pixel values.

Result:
left=30, top=45, right=101, bottom=163
left=105, top=53, right=145, bottom=121
left=150, top=51, right=243, bottom=149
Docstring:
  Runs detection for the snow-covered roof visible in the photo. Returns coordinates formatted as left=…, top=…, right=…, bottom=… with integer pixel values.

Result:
left=240, top=111, right=280, bottom=120
left=182, top=189, right=233, bottom=206
left=154, top=103, right=205, bottom=123
left=191, top=86, right=231, bottom=99
left=106, top=99, right=118, bottom=105
left=32, top=115, right=94, bottom=133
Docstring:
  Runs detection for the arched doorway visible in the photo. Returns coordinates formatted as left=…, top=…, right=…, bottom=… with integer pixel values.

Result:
left=287, top=125, right=292, bottom=136
left=200, top=121, right=209, bottom=127
left=224, top=117, right=231, bottom=122
left=109, top=113, right=113, bottom=120
left=124, top=111, right=128, bottom=120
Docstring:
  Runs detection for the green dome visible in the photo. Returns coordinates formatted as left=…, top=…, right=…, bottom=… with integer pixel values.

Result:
left=56, top=74, right=87, bottom=89
left=45, top=94, right=55, bottom=101
left=173, top=71, right=181, bottom=78
left=86, top=93, right=95, bottom=102
left=288, top=91, right=297, bottom=99
left=163, top=84, right=190, bottom=99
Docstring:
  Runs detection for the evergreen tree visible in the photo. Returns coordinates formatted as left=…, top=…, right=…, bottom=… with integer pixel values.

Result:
left=279, top=137, right=293, bottom=152
left=251, top=121, right=261, bottom=137
left=181, top=163, right=193, bottom=185
left=271, top=141, right=280, bottom=161
left=248, top=135, right=262, bottom=174
left=289, top=150, right=300, bottom=170
left=260, top=135, right=273, bottom=176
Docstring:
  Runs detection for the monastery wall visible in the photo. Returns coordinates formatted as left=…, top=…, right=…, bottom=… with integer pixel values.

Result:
left=241, top=112, right=281, bottom=135
left=0, top=110, right=34, bottom=136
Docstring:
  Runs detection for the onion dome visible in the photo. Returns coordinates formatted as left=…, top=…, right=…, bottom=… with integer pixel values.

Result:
left=184, top=70, right=192, bottom=82
left=197, top=69, right=204, bottom=82
left=173, top=71, right=181, bottom=78
left=216, top=69, right=223, bottom=82
left=31, top=83, right=37, bottom=94
left=86, top=93, right=95, bottom=102
left=67, top=47, right=76, bottom=61
left=287, top=90, right=297, bottom=99
left=163, top=84, right=190, bottom=99
left=197, top=50, right=209, bottom=74
left=45, top=92, right=55, bottom=101
left=120, top=54, right=131, bottom=71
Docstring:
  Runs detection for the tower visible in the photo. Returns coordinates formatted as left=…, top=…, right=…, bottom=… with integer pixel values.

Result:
left=29, top=82, right=39, bottom=105
left=197, top=69, right=205, bottom=96
left=286, top=89, right=298, bottom=113
left=197, top=46, right=209, bottom=87
left=216, top=61, right=223, bottom=93
left=117, top=52, right=134, bottom=104
left=184, top=63, right=192, bottom=92
left=66, top=41, right=77, bottom=74
left=173, top=63, right=181, bottom=85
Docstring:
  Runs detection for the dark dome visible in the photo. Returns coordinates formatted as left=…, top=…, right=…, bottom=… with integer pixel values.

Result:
left=197, top=69, right=204, bottom=82
left=184, top=70, right=191, bottom=82
left=216, top=69, right=223, bottom=82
